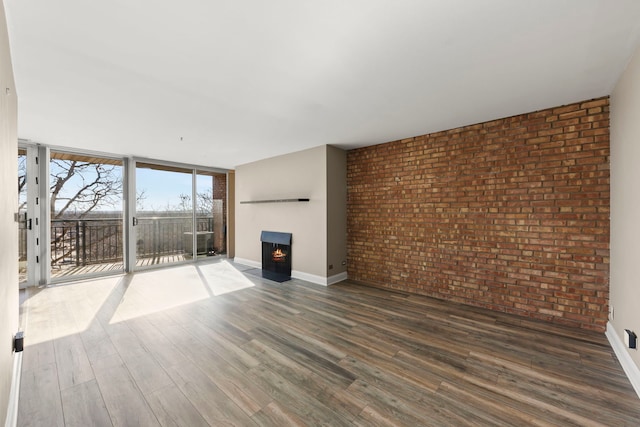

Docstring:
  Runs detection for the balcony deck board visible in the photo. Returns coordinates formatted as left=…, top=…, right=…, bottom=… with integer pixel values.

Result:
left=20, top=254, right=213, bottom=283
left=49, top=255, right=187, bottom=279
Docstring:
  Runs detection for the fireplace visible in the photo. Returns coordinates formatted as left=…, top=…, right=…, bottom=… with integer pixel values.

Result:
left=261, top=231, right=292, bottom=282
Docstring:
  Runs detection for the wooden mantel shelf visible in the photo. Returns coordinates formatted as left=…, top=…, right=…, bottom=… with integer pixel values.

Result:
left=240, top=198, right=310, bottom=204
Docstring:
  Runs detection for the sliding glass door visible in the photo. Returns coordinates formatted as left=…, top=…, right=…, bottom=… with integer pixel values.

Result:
left=131, top=163, right=228, bottom=269
left=17, top=145, right=229, bottom=286
left=49, top=152, right=124, bottom=280
left=134, top=163, right=194, bottom=267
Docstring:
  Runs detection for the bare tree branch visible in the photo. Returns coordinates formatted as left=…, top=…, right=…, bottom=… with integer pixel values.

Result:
left=50, top=161, right=122, bottom=218
left=49, top=159, right=123, bottom=266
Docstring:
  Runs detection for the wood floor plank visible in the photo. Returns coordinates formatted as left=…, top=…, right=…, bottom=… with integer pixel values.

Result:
left=125, top=353, right=174, bottom=395
left=124, top=317, right=190, bottom=370
left=495, top=369, right=640, bottom=426
left=157, top=321, right=273, bottom=417
left=18, top=260, right=640, bottom=427
left=60, top=380, right=112, bottom=427
left=251, top=401, right=307, bottom=427
left=18, top=363, right=64, bottom=427
left=339, top=355, right=441, bottom=403
left=242, top=304, right=349, bottom=362
left=21, top=341, right=55, bottom=372
left=53, top=334, right=94, bottom=390
left=145, top=385, right=210, bottom=427
left=354, top=405, right=404, bottom=427
left=179, top=318, right=261, bottom=373
left=460, top=371, right=610, bottom=426
left=92, top=354, right=160, bottom=427
left=242, top=337, right=363, bottom=419
left=164, top=362, right=258, bottom=425
left=346, top=379, right=443, bottom=426
left=186, top=349, right=272, bottom=417
left=437, top=381, right=549, bottom=427
left=246, top=364, right=355, bottom=426
left=251, top=325, right=357, bottom=388
left=101, top=321, right=149, bottom=364
left=80, top=320, right=118, bottom=364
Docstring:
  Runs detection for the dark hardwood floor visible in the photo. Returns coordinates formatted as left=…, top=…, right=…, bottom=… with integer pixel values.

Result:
left=18, top=260, right=640, bottom=426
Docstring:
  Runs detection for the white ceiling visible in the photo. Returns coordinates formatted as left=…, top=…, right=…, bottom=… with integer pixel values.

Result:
left=5, top=1, right=640, bottom=169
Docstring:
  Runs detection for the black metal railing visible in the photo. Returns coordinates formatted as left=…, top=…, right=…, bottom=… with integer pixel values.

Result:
left=51, top=218, right=124, bottom=266
left=47, top=216, right=215, bottom=268
left=134, top=216, right=214, bottom=257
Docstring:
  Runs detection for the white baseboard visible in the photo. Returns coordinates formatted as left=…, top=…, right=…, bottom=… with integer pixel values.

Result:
left=4, top=351, right=22, bottom=427
left=290, top=270, right=324, bottom=285
left=326, top=271, right=348, bottom=286
left=605, top=322, right=640, bottom=399
left=232, top=258, right=347, bottom=287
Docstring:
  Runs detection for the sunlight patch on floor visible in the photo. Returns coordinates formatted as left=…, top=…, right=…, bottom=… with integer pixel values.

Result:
left=22, top=276, right=120, bottom=345
left=20, top=260, right=257, bottom=342
left=111, top=260, right=255, bottom=322
left=111, top=265, right=211, bottom=323
left=197, top=260, right=255, bottom=296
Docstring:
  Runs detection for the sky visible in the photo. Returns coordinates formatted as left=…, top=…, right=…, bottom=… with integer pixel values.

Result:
left=137, top=169, right=215, bottom=212
left=136, top=167, right=193, bottom=212
left=19, top=156, right=216, bottom=215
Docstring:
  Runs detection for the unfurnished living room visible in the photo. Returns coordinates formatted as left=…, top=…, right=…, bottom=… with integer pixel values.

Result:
left=2, top=1, right=640, bottom=426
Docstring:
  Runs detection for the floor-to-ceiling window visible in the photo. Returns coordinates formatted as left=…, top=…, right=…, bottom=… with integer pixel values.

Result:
left=17, top=146, right=229, bottom=285
left=134, top=163, right=194, bottom=267
left=49, top=151, right=125, bottom=280
left=131, top=162, right=228, bottom=269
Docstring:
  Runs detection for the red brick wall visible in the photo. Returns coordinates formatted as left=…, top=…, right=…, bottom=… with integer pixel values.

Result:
left=347, top=97, right=610, bottom=331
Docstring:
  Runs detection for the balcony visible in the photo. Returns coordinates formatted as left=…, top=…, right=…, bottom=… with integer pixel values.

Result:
left=19, top=215, right=222, bottom=281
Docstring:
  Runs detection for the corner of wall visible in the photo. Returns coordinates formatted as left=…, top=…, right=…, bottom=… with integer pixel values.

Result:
left=326, top=145, right=347, bottom=278
left=605, top=322, right=640, bottom=399
left=0, top=0, right=19, bottom=424
left=227, top=170, right=235, bottom=259
left=610, top=40, right=640, bottom=385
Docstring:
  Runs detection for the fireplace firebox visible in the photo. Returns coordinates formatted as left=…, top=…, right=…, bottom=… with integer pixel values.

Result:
left=261, top=231, right=292, bottom=282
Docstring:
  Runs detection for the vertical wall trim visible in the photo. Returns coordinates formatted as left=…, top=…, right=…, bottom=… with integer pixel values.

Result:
left=38, top=145, right=50, bottom=285
left=123, top=157, right=135, bottom=272
left=227, top=171, right=235, bottom=259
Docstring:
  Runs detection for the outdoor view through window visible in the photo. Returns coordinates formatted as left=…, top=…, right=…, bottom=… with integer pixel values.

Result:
left=18, top=151, right=227, bottom=283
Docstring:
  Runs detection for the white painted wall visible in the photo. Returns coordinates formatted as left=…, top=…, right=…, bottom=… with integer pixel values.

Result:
left=610, top=43, right=640, bottom=389
left=235, top=145, right=346, bottom=284
left=0, top=0, right=18, bottom=423
left=236, top=145, right=327, bottom=278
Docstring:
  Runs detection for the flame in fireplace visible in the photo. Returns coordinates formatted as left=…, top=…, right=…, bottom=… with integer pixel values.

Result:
left=272, top=248, right=286, bottom=262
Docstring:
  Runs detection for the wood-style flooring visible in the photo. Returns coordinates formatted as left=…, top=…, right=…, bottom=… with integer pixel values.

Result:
left=18, top=260, right=640, bottom=426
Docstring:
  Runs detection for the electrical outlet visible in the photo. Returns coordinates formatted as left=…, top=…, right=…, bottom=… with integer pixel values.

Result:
left=624, top=329, right=637, bottom=349
left=609, top=305, right=614, bottom=321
